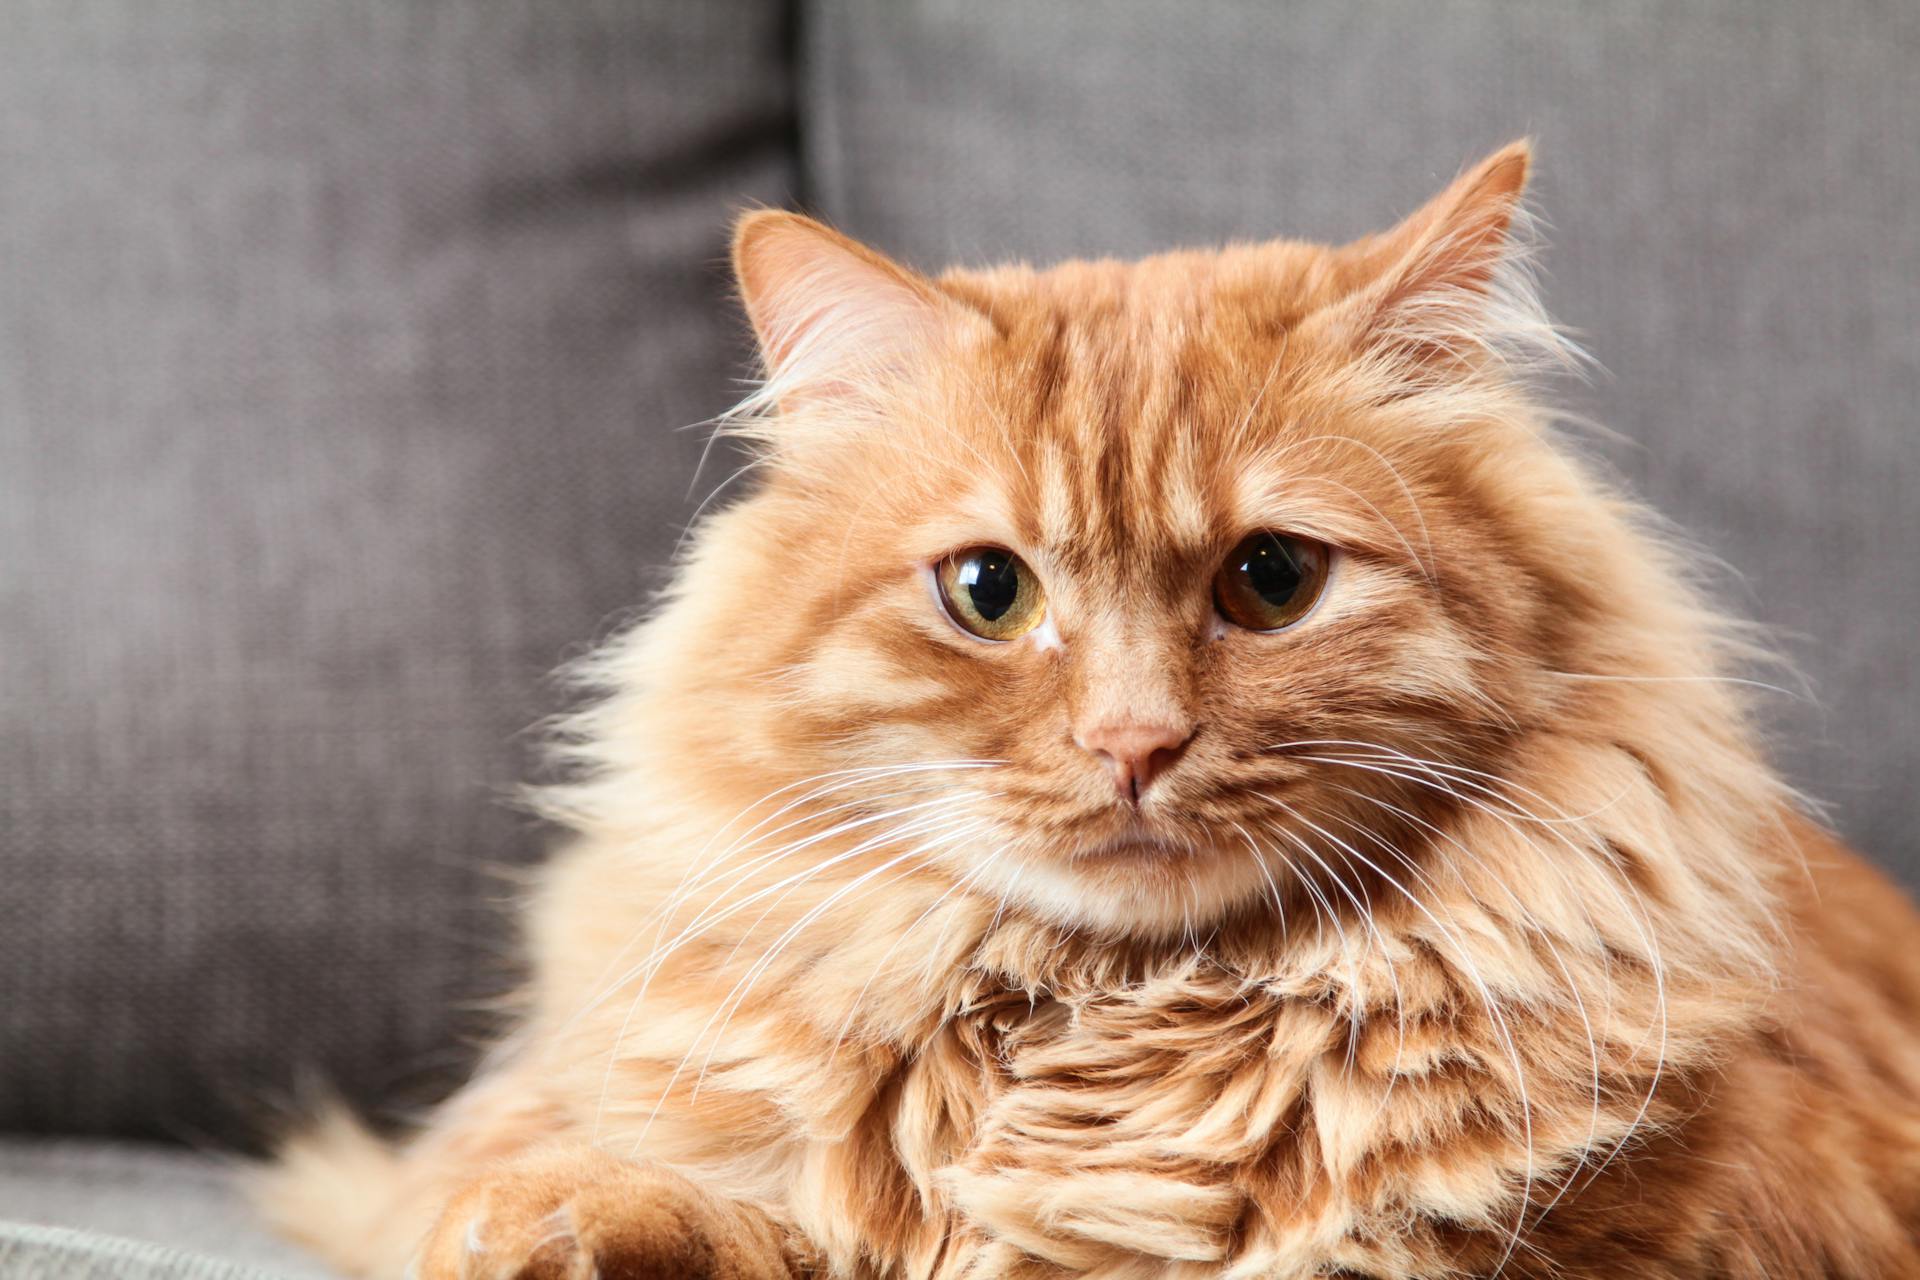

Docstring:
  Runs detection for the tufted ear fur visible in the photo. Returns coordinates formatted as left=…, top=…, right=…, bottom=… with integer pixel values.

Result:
left=732, top=210, right=985, bottom=416
left=1323, top=140, right=1569, bottom=381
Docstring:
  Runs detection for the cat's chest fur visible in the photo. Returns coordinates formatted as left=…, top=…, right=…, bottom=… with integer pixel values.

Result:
left=878, top=965, right=1430, bottom=1274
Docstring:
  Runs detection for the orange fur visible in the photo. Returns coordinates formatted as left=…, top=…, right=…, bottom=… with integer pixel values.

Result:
left=255, top=143, right=1920, bottom=1278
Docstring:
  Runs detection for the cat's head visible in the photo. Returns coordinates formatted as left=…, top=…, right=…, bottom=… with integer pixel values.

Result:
left=617, top=142, right=1755, bottom=940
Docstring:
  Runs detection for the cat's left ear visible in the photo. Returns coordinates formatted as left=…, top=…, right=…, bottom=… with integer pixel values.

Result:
left=732, top=210, right=987, bottom=415
left=1323, top=140, right=1555, bottom=377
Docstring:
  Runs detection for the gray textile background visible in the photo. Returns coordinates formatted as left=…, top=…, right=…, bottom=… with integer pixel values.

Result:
left=0, top=1224, right=275, bottom=1280
left=0, top=0, right=793, bottom=1142
left=0, top=1142, right=321, bottom=1278
left=2, top=0, right=1917, bottom=1220
left=807, top=0, right=1920, bottom=886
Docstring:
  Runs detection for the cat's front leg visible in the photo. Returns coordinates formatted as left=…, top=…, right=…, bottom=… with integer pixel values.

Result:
left=412, top=1144, right=807, bottom=1280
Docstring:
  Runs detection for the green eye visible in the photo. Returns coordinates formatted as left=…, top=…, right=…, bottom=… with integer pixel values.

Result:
left=1214, top=532, right=1330, bottom=631
left=936, top=547, right=1046, bottom=641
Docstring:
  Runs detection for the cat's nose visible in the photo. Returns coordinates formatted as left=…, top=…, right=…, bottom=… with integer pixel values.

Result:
left=1076, top=721, right=1193, bottom=805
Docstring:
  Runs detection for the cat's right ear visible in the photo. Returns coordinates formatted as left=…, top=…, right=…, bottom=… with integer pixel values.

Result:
left=732, top=211, right=983, bottom=414
left=1314, top=140, right=1571, bottom=384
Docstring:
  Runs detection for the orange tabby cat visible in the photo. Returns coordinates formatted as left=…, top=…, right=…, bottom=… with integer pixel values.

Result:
left=257, top=143, right=1920, bottom=1278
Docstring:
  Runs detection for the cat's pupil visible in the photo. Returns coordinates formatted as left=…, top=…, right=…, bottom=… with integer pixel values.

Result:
left=1244, top=535, right=1305, bottom=606
left=965, top=553, right=1020, bottom=621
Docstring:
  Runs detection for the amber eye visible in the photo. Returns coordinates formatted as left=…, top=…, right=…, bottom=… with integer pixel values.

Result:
left=936, top=547, right=1046, bottom=641
left=1214, top=532, right=1331, bottom=632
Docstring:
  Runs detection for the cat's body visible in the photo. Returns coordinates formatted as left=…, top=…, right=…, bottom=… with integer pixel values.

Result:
left=258, top=145, right=1920, bottom=1278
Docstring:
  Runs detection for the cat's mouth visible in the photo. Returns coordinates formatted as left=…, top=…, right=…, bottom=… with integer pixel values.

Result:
left=1069, top=830, right=1206, bottom=864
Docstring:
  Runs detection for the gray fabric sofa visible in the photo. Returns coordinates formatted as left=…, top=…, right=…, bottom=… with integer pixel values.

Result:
left=3, top=2, right=1914, bottom=1274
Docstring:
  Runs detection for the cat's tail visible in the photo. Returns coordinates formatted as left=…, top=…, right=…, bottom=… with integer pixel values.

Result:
left=250, top=1064, right=566, bottom=1278
left=248, top=1103, right=425, bottom=1278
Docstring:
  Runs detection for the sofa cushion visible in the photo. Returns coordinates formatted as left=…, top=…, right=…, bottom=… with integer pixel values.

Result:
left=804, top=0, right=1920, bottom=885
left=0, top=1226, right=278, bottom=1280
left=0, top=1141, right=324, bottom=1277
left=0, top=0, right=794, bottom=1141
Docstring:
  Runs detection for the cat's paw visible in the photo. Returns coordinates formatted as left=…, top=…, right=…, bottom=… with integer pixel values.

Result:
left=412, top=1146, right=794, bottom=1280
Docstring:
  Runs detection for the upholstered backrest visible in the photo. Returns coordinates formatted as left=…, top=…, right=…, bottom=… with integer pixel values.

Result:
left=0, top=0, right=793, bottom=1141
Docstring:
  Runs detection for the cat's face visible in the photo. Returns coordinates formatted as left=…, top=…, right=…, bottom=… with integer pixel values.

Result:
left=691, top=143, right=1611, bottom=937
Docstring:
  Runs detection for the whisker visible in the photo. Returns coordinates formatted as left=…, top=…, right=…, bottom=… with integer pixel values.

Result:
left=1229, top=821, right=1291, bottom=947
left=1264, top=794, right=1538, bottom=1273
left=577, top=763, right=1005, bottom=1028
left=1327, top=795, right=1606, bottom=1225
left=1259, top=818, right=1368, bottom=1065
left=1546, top=670, right=1811, bottom=702
left=631, top=814, right=990, bottom=1147
left=590, top=792, right=968, bottom=1044
left=1271, top=739, right=1626, bottom=826
left=1292, top=744, right=1672, bottom=1228
left=688, top=816, right=994, bottom=1096
left=821, top=846, right=1006, bottom=1070
left=596, top=802, right=970, bottom=1141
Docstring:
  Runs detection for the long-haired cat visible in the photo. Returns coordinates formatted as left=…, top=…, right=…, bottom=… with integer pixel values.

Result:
left=257, top=143, right=1920, bottom=1278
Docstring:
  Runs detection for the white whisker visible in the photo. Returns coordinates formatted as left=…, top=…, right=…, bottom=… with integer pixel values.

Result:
left=1264, top=793, right=1538, bottom=1273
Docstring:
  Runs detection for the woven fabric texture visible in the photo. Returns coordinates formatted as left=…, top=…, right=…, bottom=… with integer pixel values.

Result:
left=0, top=1225, right=277, bottom=1280
left=0, top=0, right=794, bottom=1141
left=0, top=1141, right=325, bottom=1277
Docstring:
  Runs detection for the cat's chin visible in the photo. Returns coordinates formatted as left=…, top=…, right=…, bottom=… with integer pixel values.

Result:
left=973, top=831, right=1276, bottom=939
left=1068, top=831, right=1208, bottom=865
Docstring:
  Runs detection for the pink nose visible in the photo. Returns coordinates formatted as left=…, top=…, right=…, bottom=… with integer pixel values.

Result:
left=1076, top=721, right=1193, bottom=804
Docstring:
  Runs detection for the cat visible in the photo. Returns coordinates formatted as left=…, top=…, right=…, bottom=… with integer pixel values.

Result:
left=255, top=142, right=1920, bottom=1278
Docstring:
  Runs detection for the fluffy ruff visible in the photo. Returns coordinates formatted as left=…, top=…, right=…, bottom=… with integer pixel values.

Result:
left=256, top=143, right=1920, bottom=1278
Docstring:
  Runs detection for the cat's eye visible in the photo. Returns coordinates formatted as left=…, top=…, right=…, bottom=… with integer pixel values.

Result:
left=1214, top=532, right=1330, bottom=632
left=935, top=547, right=1046, bottom=642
